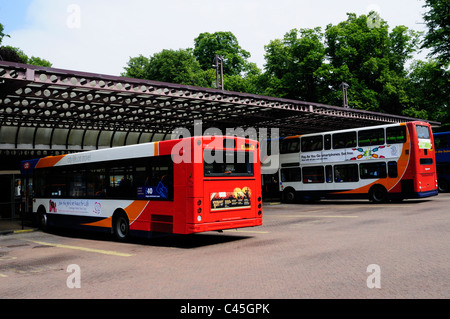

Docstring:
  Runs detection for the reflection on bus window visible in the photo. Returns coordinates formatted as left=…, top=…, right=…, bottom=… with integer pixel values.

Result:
left=334, top=164, right=359, bottom=183
left=302, top=166, right=324, bottom=183
left=333, top=132, right=357, bottom=149
left=358, top=128, right=385, bottom=146
left=416, top=125, right=431, bottom=139
left=386, top=126, right=407, bottom=144
left=280, top=138, right=300, bottom=154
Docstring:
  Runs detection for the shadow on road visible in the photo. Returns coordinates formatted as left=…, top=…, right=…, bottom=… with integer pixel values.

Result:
left=43, top=227, right=252, bottom=249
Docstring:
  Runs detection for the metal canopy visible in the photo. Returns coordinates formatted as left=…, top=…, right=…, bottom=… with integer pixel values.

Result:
left=0, top=61, right=439, bottom=154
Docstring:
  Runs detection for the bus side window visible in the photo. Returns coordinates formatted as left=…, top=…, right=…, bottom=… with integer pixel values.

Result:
left=334, top=164, right=359, bottom=182
left=388, top=161, right=398, bottom=178
left=280, top=138, right=300, bottom=154
left=333, top=132, right=356, bottom=149
left=435, top=135, right=449, bottom=149
left=302, top=166, right=324, bottom=183
left=324, top=134, right=331, bottom=150
left=359, top=128, right=385, bottom=146
left=360, top=162, right=387, bottom=179
left=387, top=126, right=407, bottom=144
left=281, top=167, right=301, bottom=182
left=301, top=135, right=323, bottom=152
left=325, top=165, right=333, bottom=183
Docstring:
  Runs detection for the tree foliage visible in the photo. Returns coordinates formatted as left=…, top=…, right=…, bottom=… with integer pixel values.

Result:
left=123, top=31, right=258, bottom=92
left=0, top=23, right=9, bottom=45
left=0, top=22, right=52, bottom=67
left=194, top=31, right=251, bottom=76
left=422, top=0, right=450, bottom=66
left=120, top=12, right=448, bottom=127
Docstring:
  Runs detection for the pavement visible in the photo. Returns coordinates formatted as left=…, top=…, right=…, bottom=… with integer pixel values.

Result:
left=0, top=218, right=37, bottom=235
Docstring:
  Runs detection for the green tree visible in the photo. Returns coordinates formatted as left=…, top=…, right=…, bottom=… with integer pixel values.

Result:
left=122, top=49, right=204, bottom=85
left=193, top=31, right=251, bottom=76
left=263, top=28, right=326, bottom=101
left=322, top=13, right=420, bottom=114
left=422, top=0, right=450, bottom=66
left=121, top=55, right=150, bottom=79
left=0, top=22, right=9, bottom=45
left=405, top=60, right=449, bottom=126
left=0, top=45, right=52, bottom=67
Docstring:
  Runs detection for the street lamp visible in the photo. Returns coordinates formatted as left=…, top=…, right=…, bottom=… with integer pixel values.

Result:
left=340, top=82, right=350, bottom=108
left=213, top=55, right=224, bottom=90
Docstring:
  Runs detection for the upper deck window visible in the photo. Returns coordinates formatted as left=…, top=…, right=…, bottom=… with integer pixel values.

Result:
left=416, top=125, right=431, bottom=139
left=280, top=138, right=300, bottom=154
left=386, top=126, right=407, bottom=144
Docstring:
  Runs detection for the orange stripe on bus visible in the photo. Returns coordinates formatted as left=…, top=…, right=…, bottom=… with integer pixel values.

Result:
left=35, top=155, right=67, bottom=168
left=154, top=142, right=159, bottom=156
left=333, top=137, right=411, bottom=195
left=82, top=201, right=149, bottom=229
left=125, top=200, right=149, bottom=222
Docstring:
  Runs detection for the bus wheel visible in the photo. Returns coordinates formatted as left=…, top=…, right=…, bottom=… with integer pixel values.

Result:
left=369, top=185, right=388, bottom=203
left=283, top=188, right=296, bottom=204
left=38, top=207, right=49, bottom=232
left=113, top=211, right=130, bottom=241
left=438, top=179, right=449, bottom=193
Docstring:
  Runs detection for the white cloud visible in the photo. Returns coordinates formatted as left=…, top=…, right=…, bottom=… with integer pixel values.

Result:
left=4, top=0, right=428, bottom=76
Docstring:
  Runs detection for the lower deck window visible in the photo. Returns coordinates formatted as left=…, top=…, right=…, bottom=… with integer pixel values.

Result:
left=302, top=166, right=324, bottom=183
left=334, top=164, right=359, bottom=183
left=360, top=162, right=387, bottom=179
left=281, top=167, right=301, bottom=182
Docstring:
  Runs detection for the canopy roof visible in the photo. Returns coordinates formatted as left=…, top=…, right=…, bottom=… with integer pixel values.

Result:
left=0, top=61, right=439, bottom=155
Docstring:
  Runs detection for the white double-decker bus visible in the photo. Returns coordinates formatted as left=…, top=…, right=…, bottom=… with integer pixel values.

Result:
left=279, top=121, right=438, bottom=203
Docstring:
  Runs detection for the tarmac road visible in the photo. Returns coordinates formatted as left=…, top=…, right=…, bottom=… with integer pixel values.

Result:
left=0, top=193, right=449, bottom=299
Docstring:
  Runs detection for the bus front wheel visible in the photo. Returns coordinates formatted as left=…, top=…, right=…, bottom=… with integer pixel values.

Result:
left=37, top=206, right=49, bottom=231
left=369, top=185, right=388, bottom=203
left=113, top=211, right=130, bottom=241
left=282, top=188, right=296, bottom=204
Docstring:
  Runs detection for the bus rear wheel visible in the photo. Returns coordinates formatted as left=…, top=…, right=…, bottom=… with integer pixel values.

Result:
left=369, top=185, right=388, bottom=203
left=113, top=211, right=130, bottom=241
left=438, top=179, right=449, bottom=193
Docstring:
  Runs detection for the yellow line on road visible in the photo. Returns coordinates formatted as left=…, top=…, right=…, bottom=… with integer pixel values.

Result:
left=26, top=240, right=133, bottom=257
left=13, top=229, right=36, bottom=234
left=275, top=215, right=358, bottom=218
left=223, top=229, right=269, bottom=234
left=0, top=273, right=7, bottom=278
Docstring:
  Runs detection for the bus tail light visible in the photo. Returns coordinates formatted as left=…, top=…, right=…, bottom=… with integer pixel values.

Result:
left=257, top=195, right=262, bottom=215
left=196, top=199, right=203, bottom=221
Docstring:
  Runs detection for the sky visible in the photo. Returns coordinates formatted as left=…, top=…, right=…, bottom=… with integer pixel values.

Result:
left=0, top=0, right=429, bottom=76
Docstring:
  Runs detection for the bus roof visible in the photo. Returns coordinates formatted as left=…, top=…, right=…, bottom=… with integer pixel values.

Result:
left=21, top=136, right=258, bottom=171
left=285, top=121, right=431, bottom=139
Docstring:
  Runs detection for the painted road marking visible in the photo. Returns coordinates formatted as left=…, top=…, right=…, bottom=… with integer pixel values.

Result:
left=0, top=273, right=7, bottom=278
left=25, top=240, right=133, bottom=257
left=273, top=215, right=358, bottom=218
left=223, top=229, right=269, bottom=234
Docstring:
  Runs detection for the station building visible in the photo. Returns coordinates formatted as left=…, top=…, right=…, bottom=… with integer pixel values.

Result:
left=0, top=61, right=439, bottom=220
